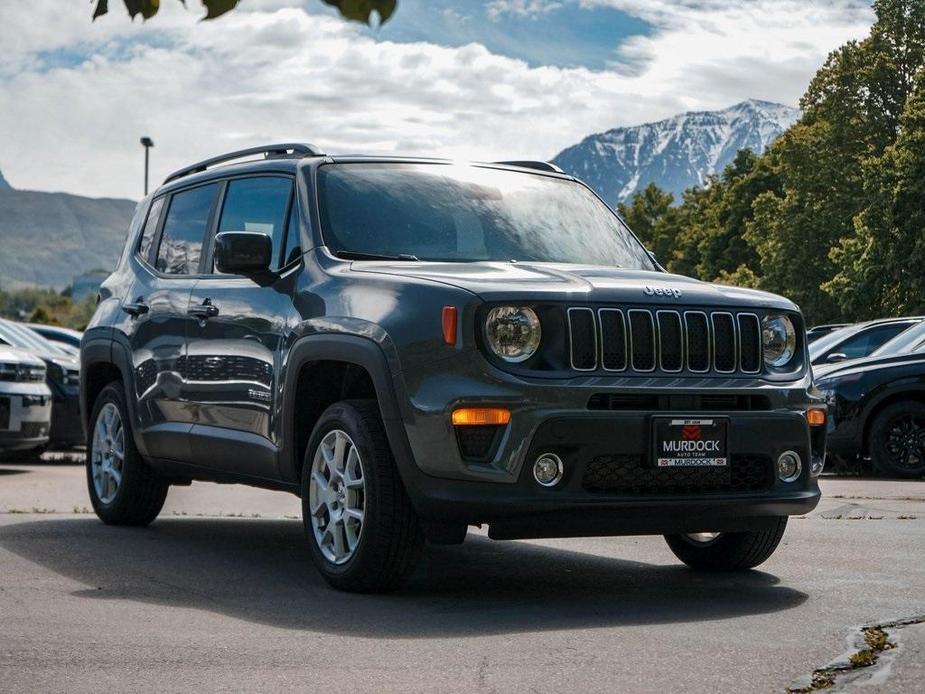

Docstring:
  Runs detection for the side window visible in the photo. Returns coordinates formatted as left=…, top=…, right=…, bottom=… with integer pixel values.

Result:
left=839, top=324, right=910, bottom=359
left=216, top=177, right=293, bottom=271
left=281, top=203, right=301, bottom=267
left=137, top=196, right=165, bottom=263
left=156, top=184, right=218, bottom=275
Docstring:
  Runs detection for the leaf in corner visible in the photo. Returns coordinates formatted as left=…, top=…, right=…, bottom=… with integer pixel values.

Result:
left=123, top=0, right=161, bottom=20
left=202, top=0, right=241, bottom=19
left=323, top=0, right=398, bottom=25
left=92, top=0, right=110, bottom=20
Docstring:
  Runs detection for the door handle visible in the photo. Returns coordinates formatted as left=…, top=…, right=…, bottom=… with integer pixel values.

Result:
left=122, top=298, right=149, bottom=317
left=188, top=298, right=219, bottom=319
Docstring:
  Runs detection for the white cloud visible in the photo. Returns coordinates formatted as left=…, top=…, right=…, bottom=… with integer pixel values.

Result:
left=486, top=1, right=564, bottom=20
left=0, top=0, right=873, bottom=199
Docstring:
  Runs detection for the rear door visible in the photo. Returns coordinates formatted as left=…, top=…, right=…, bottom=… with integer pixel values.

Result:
left=183, top=175, right=300, bottom=479
left=119, top=183, right=220, bottom=460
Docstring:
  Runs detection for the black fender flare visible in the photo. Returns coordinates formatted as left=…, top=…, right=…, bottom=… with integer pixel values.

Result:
left=80, top=335, right=150, bottom=457
left=279, top=334, right=422, bottom=493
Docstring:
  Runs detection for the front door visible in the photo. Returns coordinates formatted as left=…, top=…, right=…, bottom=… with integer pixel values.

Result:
left=183, top=175, right=299, bottom=479
left=120, top=183, right=220, bottom=461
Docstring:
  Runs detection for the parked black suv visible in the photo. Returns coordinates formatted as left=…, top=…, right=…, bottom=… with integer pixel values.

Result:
left=81, top=144, right=825, bottom=591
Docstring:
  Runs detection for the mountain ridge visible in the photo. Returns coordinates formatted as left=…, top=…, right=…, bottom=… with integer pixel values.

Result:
left=552, top=99, right=800, bottom=205
left=0, top=187, right=137, bottom=290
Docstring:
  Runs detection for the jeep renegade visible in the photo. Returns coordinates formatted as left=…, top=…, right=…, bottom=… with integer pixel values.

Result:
left=80, top=143, right=825, bottom=592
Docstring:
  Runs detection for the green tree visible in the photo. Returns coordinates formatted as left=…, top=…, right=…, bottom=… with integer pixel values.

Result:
left=740, top=0, right=925, bottom=322
left=92, top=0, right=397, bottom=24
left=617, top=183, right=674, bottom=261
left=827, top=72, right=925, bottom=317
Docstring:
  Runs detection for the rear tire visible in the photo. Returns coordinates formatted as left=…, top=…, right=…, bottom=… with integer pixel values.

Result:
left=664, top=517, right=788, bottom=571
left=86, top=383, right=168, bottom=525
left=301, top=399, right=423, bottom=592
left=869, top=401, right=925, bottom=479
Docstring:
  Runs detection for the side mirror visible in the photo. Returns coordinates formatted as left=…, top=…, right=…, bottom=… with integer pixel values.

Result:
left=826, top=352, right=848, bottom=363
left=214, top=231, right=272, bottom=275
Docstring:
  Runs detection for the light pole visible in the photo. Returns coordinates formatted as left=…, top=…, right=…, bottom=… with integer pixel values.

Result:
left=140, top=136, right=154, bottom=195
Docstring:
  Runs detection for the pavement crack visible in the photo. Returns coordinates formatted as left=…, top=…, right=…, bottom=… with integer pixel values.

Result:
left=787, top=615, right=925, bottom=692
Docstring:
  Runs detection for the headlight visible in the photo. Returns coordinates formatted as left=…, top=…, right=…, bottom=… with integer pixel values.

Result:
left=762, top=314, right=797, bottom=367
left=485, top=306, right=541, bottom=362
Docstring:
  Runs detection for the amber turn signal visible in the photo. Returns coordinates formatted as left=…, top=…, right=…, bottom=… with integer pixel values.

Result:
left=451, top=407, right=511, bottom=426
left=442, top=306, right=458, bottom=345
left=806, top=407, right=826, bottom=426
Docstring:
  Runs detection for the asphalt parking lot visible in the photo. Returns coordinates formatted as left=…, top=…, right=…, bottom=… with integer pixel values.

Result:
left=1, top=457, right=923, bottom=693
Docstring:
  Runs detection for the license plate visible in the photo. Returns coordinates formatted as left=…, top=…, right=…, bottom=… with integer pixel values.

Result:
left=653, top=417, right=728, bottom=467
left=0, top=397, right=9, bottom=431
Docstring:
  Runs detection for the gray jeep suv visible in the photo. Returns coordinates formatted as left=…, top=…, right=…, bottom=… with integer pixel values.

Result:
left=80, top=143, right=825, bottom=592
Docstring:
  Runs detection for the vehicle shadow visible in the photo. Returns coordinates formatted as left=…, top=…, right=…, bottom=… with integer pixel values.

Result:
left=0, top=517, right=807, bottom=638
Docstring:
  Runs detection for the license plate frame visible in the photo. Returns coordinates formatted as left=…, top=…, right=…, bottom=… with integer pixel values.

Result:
left=652, top=417, right=729, bottom=468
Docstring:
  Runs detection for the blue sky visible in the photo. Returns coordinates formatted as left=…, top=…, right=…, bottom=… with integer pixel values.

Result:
left=0, top=0, right=874, bottom=198
left=317, top=0, right=652, bottom=69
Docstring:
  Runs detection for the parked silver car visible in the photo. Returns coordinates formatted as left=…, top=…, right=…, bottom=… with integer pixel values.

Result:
left=0, top=345, right=52, bottom=456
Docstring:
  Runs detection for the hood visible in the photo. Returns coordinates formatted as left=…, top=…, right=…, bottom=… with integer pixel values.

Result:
left=814, top=351, right=925, bottom=381
left=0, top=345, right=46, bottom=368
left=351, top=261, right=797, bottom=310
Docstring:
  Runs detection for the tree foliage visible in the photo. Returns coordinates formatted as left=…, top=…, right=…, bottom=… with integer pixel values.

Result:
left=92, top=0, right=398, bottom=24
left=621, top=0, right=925, bottom=324
left=0, top=287, right=97, bottom=330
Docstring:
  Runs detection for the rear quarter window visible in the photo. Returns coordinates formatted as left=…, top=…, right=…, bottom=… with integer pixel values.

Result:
left=137, top=196, right=165, bottom=263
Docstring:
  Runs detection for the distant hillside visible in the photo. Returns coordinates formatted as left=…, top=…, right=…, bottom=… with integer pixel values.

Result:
left=0, top=177, right=136, bottom=289
left=552, top=99, right=800, bottom=205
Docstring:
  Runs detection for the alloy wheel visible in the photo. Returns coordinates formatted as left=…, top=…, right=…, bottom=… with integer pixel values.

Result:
left=684, top=532, right=721, bottom=544
left=91, top=402, right=125, bottom=504
left=308, top=429, right=366, bottom=565
left=885, top=414, right=925, bottom=470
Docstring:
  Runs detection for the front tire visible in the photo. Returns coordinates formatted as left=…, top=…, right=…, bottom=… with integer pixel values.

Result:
left=301, top=399, right=423, bottom=592
left=664, top=517, right=788, bottom=571
left=86, top=383, right=168, bottom=525
left=869, top=401, right=925, bottom=478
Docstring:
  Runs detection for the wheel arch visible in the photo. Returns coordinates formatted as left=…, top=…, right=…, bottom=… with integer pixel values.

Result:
left=280, top=334, right=415, bottom=488
left=861, top=386, right=925, bottom=454
left=80, top=336, right=147, bottom=455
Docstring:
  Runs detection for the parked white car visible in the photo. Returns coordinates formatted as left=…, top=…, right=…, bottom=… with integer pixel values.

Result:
left=0, top=345, right=52, bottom=457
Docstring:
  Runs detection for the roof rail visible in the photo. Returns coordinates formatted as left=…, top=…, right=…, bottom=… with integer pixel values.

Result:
left=493, top=160, right=564, bottom=174
left=164, top=143, right=324, bottom=184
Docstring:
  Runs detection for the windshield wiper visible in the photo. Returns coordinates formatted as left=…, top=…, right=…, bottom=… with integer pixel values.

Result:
left=334, top=250, right=420, bottom=262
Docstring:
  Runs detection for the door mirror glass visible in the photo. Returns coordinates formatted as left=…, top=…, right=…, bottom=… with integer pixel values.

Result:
left=214, top=231, right=272, bottom=275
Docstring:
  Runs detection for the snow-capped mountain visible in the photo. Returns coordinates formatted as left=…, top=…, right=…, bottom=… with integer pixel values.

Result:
left=552, top=99, right=799, bottom=205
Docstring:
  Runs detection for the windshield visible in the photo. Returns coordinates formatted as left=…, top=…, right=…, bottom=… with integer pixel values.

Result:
left=871, top=322, right=925, bottom=357
left=317, top=163, right=656, bottom=269
left=808, top=325, right=856, bottom=360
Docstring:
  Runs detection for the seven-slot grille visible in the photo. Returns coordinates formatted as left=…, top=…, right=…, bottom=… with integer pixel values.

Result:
left=568, top=308, right=763, bottom=375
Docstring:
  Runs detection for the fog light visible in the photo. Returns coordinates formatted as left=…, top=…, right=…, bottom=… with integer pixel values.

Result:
left=777, top=451, right=802, bottom=482
left=533, top=453, right=563, bottom=487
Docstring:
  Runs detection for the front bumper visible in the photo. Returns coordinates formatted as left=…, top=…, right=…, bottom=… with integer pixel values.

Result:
left=0, top=383, right=52, bottom=451
left=388, top=356, right=824, bottom=537
left=395, top=412, right=822, bottom=537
